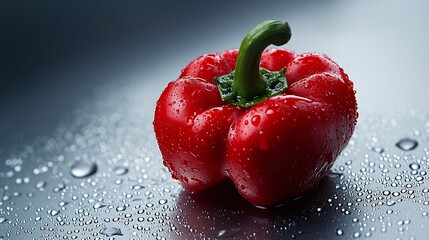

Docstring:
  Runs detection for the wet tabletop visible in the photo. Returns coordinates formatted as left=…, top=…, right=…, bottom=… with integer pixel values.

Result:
left=2, top=0, right=429, bottom=239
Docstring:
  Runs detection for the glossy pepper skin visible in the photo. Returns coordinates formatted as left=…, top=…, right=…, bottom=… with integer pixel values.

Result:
left=154, top=21, right=357, bottom=207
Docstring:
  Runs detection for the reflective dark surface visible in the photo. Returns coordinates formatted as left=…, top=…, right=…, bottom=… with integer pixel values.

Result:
left=1, top=0, right=429, bottom=239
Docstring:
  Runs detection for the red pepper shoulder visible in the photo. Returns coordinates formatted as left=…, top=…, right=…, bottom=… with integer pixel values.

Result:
left=179, top=53, right=235, bottom=84
left=286, top=53, right=349, bottom=85
left=260, top=48, right=295, bottom=71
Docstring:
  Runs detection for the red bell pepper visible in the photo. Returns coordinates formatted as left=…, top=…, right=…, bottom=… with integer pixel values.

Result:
left=153, top=20, right=358, bottom=207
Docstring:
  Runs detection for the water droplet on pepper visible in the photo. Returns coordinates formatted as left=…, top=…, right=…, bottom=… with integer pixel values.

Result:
left=251, top=115, right=261, bottom=126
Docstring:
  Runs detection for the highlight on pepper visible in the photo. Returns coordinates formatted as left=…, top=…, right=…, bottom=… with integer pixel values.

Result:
left=153, top=20, right=358, bottom=207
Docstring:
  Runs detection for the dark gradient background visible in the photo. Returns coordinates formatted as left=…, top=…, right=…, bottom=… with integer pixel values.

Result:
left=1, top=1, right=429, bottom=239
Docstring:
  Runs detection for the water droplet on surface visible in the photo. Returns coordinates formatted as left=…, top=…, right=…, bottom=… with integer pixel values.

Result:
left=132, top=184, right=145, bottom=190
left=70, top=161, right=97, bottom=178
left=35, top=181, right=46, bottom=189
left=409, top=163, right=420, bottom=170
left=395, top=138, right=418, bottom=151
left=93, top=202, right=106, bottom=209
left=116, top=205, right=126, bottom=212
left=336, top=228, right=343, bottom=236
left=113, top=166, right=128, bottom=176
left=0, top=217, right=6, bottom=224
left=49, top=209, right=60, bottom=216
left=216, top=228, right=241, bottom=239
left=53, top=183, right=66, bottom=193
left=99, top=227, right=123, bottom=237
left=371, top=146, right=384, bottom=154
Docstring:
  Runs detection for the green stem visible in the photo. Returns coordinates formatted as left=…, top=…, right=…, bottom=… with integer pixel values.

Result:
left=232, top=20, right=291, bottom=100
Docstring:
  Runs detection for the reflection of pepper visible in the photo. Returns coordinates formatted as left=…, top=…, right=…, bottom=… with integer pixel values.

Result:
left=154, top=20, right=358, bottom=206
